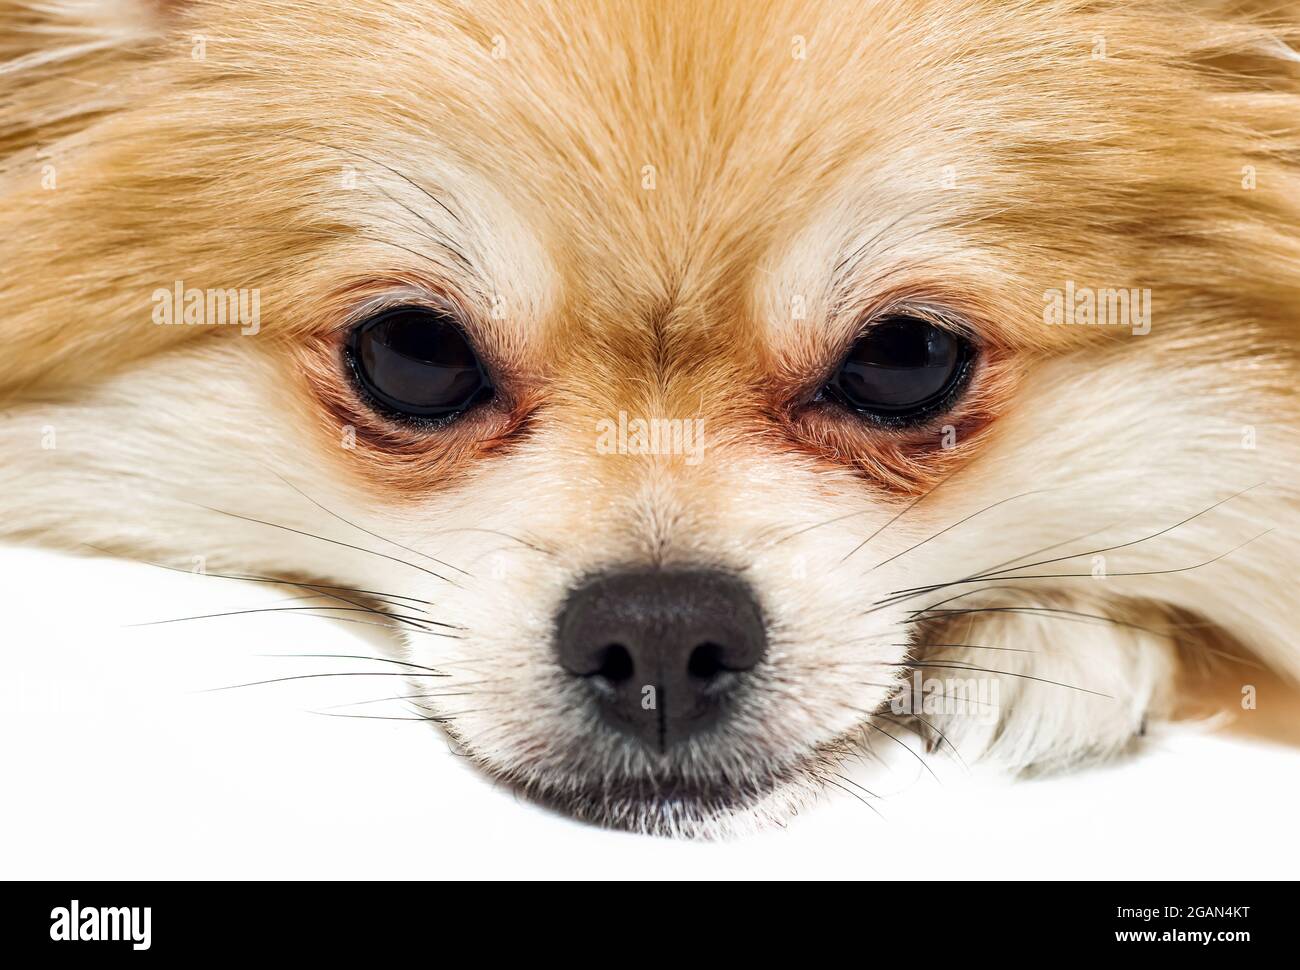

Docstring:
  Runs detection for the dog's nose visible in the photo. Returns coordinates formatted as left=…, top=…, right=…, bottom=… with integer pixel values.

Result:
left=555, top=568, right=767, bottom=751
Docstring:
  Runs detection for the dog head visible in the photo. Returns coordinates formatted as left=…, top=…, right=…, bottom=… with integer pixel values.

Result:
left=2, top=0, right=1297, bottom=835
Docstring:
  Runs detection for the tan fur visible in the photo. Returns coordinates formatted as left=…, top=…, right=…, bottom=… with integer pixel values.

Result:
left=1, top=0, right=1297, bottom=836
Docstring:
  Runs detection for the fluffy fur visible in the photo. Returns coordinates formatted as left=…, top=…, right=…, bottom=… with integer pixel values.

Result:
left=1, top=0, right=1297, bottom=837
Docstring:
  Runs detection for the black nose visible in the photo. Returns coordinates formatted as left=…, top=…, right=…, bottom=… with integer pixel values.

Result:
left=555, top=569, right=767, bottom=752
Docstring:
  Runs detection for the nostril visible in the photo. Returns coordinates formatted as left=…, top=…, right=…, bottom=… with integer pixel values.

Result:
left=593, top=643, right=634, bottom=683
left=687, top=642, right=727, bottom=679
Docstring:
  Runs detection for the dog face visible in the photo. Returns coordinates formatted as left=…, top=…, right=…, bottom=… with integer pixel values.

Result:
left=2, top=0, right=1297, bottom=836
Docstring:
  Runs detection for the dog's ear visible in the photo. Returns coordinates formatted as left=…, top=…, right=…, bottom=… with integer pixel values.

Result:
left=0, top=1, right=176, bottom=392
left=0, top=0, right=336, bottom=394
left=0, top=0, right=180, bottom=149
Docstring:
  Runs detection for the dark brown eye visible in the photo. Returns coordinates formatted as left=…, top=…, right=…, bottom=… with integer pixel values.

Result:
left=347, top=306, right=493, bottom=421
left=823, top=316, right=972, bottom=424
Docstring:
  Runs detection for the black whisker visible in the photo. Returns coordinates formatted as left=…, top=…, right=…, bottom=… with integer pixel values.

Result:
left=128, top=605, right=447, bottom=630
left=199, top=671, right=450, bottom=692
left=896, top=583, right=1037, bottom=614
left=888, top=661, right=1111, bottom=698
left=296, top=614, right=464, bottom=639
left=256, top=653, right=444, bottom=673
left=894, top=527, right=1272, bottom=596
left=268, top=470, right=472, bottom=578
left=321, top=690, right=484, bottom=709
left=768, top=463, right=960, bottom=550
left=907, top=605, right=1176, bottom=636
left=863, top=718, right=941, bottom=784
left=79, top=543, right=435, bottom=608
left=959, top=515, right=1143, bottom=583
left=221, top=225, right=464, bottom=282
left=835, top=473, right=957, bottom=560
left=875, top=711, right=968, bottom=769
left=906, top=607, right=1260, bottom=669
left=425, top=527, right=558, bottom=558
left=863, top=488, right=1055, bottom=571
left=822, top=775, right=885, bottom=820
left=962, top=483, right=1265, bottom=585
left=281, top=132, right=465, bottom=228
left=829, top=771, right=881, bottom=801
left=191, top=503, right=458, bottom=585
left=309, top=711, right=454, bottom=723
left=881, top=484, right=1266, bottom=604
left=897, top=641, right=1034, bottom=654
left=859, top=679, right=998, bottom=709
left=283, top=589, right=443, bottom=634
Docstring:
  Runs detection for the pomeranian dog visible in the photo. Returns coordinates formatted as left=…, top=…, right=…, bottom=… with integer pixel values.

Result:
left=1, top=0, right=1297, bottom=837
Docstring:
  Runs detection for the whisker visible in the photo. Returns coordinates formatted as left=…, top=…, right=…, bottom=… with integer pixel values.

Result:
left=881, top=484, right=1266, bottom=604
left=833, top=200, right=939, bottom=276
left=309, top=711, right=454, bottom=723
left=964, top=483, right=1265, bottom=585
left=898, top=641, right=1034, bottom=654
left=768, top=464, right=960, bottom=549
left=863, top=718, right=941, bottom=784
left=961, top=514, right=1144, bottom=581
left=865, top=576, right=1044, bottom=618
left=127, top=605, right=449, bottom=630
left=423, top=527, right=558, bottom=558
left=128, top=607, right=465, bottom=640
left=222, top=225, right=464, bottom=281
left=905, top=607, right=1260, bottom=669
left=280, top=132, right=465, bottom=228
left=253, top=587, right=448, bottom=636
left=894, top=582, right=1196, bottom=636
left=298, top=614, right=465, bottom=639
left=858, top=679, right=999, bottom=710
left=268, top=470, right=472, bottom=578
left=863, top=488, right=1056, bottom=572
left=907, top=605, right=1177, bottom=636
left=79, top=543, right=435, bottom=608
left=284, top=589, right=442, bottom=633
left=320, top=689, right=486, bottom=709
left=283, top=150, right=473, bottom=274
left=834, top=473, right=957, bottom=559
left=893, top=527, right=1272, bottom=596
left=888, top=661, right=1111, bottom=698
left=897, top=583, right=1038, bottom=614
left=199, top=671, right=450, bottom=692
left=828, top=771, right=881, bottom=800
left=822, top=775, right=885, bottom=820
left=256, top=653, right=444, bottom=673
left=875, top=711, right=968, bottom=769
left=191, top=503, right=459, bottom=586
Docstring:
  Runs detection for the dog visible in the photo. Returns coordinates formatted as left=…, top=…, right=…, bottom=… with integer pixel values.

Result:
left=1, top=0, right=1297, bottom=837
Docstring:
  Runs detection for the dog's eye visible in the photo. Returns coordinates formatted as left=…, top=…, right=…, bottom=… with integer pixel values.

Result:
left=823, top=316, right=972, bottom=423
left=347, top=306, right=493, bottom=420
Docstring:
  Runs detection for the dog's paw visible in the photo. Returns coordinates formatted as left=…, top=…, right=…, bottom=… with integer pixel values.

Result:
left=899, top=592, right=1181, bottom=774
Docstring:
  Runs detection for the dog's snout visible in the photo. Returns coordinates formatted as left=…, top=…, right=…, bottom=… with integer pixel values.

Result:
left=556, top=569, right=767, bottom=751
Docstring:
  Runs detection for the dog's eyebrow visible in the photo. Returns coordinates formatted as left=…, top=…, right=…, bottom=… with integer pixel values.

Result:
left=276, top=133, right=479, bottom=280
left=280, top=132, right=465, bottom=227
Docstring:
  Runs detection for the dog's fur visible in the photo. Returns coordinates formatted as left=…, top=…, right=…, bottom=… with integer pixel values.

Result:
left=1, top=0, right=1297, bottom=836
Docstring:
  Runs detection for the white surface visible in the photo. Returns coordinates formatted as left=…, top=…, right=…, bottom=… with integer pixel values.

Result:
left=1, top=544, right=1296, bottom=880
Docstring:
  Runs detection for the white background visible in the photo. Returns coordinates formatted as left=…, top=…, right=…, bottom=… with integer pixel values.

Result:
left=2, top=544, right=1296, bottom=880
